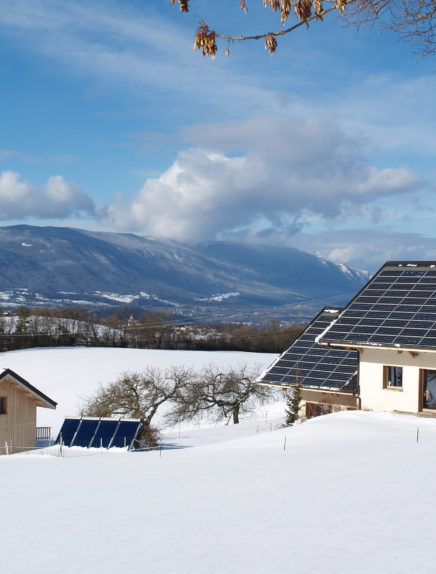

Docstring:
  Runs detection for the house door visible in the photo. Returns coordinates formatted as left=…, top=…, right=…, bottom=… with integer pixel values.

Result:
left=422, top=370, right=436, bottom=410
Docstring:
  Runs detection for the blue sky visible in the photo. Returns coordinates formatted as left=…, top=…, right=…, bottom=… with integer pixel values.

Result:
left=0, top=0, right=435, bottom=272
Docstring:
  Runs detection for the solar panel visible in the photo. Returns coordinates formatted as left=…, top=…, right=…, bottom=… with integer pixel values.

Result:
left=258, top=308, right=357, bottom=392
left=55, top=417, right=81, bottom=446
left=110, top=420, right=143, bottom=448
left=71, top=419, right=100, bottom=447
left=89, top=419, right=120, bottom=448
left=320, top=262, right=436, bottom=350
left=56, top=417, right=143, bottom=449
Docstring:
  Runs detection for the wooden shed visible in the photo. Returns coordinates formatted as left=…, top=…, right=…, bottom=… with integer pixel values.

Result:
left=0, top=368, right=56, bottom=455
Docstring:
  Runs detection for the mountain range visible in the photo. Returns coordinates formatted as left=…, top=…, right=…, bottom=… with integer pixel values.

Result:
left=0, top=225, right=369, bottom=323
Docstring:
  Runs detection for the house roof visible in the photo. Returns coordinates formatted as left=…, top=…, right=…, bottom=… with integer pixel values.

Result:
left=319, top=261, right=436, bottom=352
left=258, top=307, right=358, bottom=393
left=0, top=368, right=57, bottom=409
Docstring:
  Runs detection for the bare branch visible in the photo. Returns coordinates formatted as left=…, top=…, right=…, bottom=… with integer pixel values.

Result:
left=170, top=0, right=435, bottom=56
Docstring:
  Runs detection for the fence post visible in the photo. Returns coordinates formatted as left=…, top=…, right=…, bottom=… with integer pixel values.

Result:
left=5, top=440, right=9, bottom=455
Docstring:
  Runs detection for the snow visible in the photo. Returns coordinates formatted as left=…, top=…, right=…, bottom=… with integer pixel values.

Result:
left=2, top=347, right=436, bottom=573
left=0, top=347, right=277, bottom=433
left=197, top=291, right=240, bottom=302
left=3, top=409, right=436, bottom=573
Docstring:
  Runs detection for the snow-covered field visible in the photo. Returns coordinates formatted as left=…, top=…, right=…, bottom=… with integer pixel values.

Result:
left=3, top=410, right=436, bottom=574
left=2, top=348, right=436, bottom=573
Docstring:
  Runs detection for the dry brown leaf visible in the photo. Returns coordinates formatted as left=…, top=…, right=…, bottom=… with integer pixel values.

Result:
left=193, top=21, right=217, bottom=57
left=295, top=0, right=312, bottom=21
left=281, top=0, right=292, bottom=24
left=265, top=33, right=278, bottom=53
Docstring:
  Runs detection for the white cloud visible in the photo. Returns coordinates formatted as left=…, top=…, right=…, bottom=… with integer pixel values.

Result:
left=0, top=171, right=95, bottom=220
left=102, top=115, right=428, bottom=243
left=289, top=229, right=436, bottom=272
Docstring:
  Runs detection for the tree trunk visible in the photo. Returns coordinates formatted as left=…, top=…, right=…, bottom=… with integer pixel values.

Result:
left=232, top=404, right=240, bottom=424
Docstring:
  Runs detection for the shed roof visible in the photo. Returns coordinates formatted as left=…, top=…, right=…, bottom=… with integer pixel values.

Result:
left=0, top=368, right=57, bottom=409
left=258, top=307, right=358, bottom=393
left=319, top=261, right=436, bottom=352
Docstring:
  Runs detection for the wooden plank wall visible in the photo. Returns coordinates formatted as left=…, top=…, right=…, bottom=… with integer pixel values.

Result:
left=0, top=376, right=37, bottom=455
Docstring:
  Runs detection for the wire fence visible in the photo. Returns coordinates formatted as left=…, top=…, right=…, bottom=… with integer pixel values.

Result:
left=0, top=438, right=163, bottom=457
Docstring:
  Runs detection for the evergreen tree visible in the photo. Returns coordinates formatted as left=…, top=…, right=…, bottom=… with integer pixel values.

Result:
left=285, top=363, right=302, bottom=426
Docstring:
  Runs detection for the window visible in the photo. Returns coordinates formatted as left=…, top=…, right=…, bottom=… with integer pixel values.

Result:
left=383, top=366, right=403, bottom=389
left=305, top=403, right=332, bottom=418
left=422, top=370, right=436, bottom=409
left=0, top=397, right=7, bottom=414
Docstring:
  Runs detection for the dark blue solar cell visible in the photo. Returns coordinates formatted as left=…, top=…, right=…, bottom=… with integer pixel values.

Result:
left=89, top=419, right=120, bottom=448
left=370, top=305, right=395, bottom=312
left=263, top=374, right=284, bottom=383
left=72, top=419, right=100, bottom=447
left=407, top=320, right=434, bottom=329
left=402, top=270, right=426, bottom=276
left=110, top=421, right=142, bottom=448
left=394, top=336, right=422, bottom=345
left=380, top=270, right=402, bottom=276
left=55, top=418, right=81, bottom=446
left=351, top=326, right=374, bottom=334
left=358, top=296, right=378, bottom=303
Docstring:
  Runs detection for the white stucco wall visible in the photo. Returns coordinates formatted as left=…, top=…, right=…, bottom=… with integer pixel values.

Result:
left=359, top=347, right=436, bottom=413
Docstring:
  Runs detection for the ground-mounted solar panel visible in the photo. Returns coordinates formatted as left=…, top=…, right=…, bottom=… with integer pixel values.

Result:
left=110, top=420, right=143, bottom=448
left=89, top=418, right=120, bottom=448
left=72, top=418, right=100, bottom=447
left=56, top=417, right=143, bottom=449
left=319, top=262, right=436, bottom=351
left=55, top=417, right=81, bottom=446
left=258, top=308, right=358, bottom=392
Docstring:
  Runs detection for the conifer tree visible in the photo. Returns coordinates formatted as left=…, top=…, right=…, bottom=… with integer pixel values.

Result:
left=285, top=363, right=302, bottom=425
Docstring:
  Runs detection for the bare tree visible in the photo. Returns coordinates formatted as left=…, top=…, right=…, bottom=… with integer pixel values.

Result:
left=169, top=365, right=270, bottom=425
left=82, top=366, right=193, bottom=427
left=170, top=0, right=435, bottom=56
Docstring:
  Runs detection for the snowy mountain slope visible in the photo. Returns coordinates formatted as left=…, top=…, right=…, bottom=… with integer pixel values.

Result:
left=2, top=410, right=436, bottom=574
left=0, top=225, right=368, bottom=321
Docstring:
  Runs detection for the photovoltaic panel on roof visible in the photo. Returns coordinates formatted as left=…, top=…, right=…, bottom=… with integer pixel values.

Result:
left=258, top=308, right=358, bottom=392
left=320, top=262, right=436, bottom=350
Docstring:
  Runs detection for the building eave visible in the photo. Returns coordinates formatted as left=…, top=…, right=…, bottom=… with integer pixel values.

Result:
left=0, top=369, right=57, bottom=409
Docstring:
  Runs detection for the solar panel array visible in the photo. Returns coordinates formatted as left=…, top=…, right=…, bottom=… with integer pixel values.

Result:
left=56, top=417, right=143, bottom=449
left=259, top=308, right=358, bottom=392
left=320, top=262, right=436, bottom=350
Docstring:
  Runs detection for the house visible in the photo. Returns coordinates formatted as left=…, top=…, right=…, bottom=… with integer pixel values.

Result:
left=0, top=368, right=57, bottom=455
left=318, top=261, right=436, bottom=415
left=259, top=261, right=436, bottom=418
left=258, top=307, right=359, bottom=417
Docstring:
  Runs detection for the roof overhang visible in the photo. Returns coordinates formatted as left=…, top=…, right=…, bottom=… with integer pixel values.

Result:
left=0, top=369, right=57, bottom=409
left=318, top=339, right=436, bottom=355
